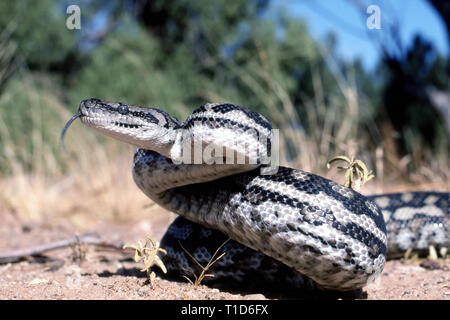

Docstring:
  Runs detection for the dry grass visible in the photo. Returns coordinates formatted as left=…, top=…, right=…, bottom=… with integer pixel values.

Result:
left=0, top=82, right=154, bottom=226
left=179, top=238, right=231, bottom=286
left=0, top=144, right=154, bottom=226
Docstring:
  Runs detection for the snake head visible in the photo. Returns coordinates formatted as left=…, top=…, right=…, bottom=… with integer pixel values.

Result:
left=61, top=98, right=181, bottom=156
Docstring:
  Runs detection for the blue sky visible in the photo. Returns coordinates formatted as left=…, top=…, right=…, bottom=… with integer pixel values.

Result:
left=272, top=0, right=449, bottom=70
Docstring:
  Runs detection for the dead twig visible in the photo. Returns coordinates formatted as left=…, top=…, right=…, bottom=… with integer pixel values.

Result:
left=0, top=232, right=125, bottom=264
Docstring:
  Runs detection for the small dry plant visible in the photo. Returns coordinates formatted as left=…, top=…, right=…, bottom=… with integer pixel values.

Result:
left=179, top=238, right=230, bottom=286
left=327, top=155, right=375, bottom=191
left=69, top=235, right=88, bottom=262
left=403, top=245, right=448, bottom=261
left=123, top=235, right=167, bottom=287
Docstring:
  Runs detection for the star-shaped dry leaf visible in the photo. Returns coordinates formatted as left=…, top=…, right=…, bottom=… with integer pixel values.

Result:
left=123, top=234, right=167, bottom=287
left=327, top=155, right=375, bottom=191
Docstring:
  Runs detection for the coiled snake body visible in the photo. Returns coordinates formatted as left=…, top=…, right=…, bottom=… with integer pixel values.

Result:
left=62, top=98, right=449, bottom=292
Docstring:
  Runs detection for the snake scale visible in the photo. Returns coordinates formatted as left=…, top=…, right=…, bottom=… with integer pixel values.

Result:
left=62, top=98, right=449, bottom=293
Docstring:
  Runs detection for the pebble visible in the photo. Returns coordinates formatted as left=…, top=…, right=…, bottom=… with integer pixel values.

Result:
left=420, top=261, right=441, bottom=270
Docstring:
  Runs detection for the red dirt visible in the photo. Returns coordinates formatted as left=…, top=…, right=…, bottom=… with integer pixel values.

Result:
left=0, top=209, right=448, bottom=300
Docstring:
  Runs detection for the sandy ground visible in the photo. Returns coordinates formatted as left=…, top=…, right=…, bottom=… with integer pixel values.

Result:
left=0, top=210, right=449, bottom=300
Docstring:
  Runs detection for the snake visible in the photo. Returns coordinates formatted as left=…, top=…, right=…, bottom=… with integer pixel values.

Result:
left=61, top=98, right=449, bottom=293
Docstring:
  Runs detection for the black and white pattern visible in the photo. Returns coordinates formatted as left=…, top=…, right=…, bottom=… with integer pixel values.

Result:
left=369, top=192, right=448, bottom=258
left=66, top=98, right=450, bottom=293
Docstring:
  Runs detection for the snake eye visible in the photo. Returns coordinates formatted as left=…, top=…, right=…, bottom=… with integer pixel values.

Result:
left=117, top=104, right=129, bottom=115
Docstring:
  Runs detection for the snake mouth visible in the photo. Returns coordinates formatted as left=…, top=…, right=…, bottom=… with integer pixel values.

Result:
left=79, top=111, right=147, bottom=132
left=61, top=98, right=161, bottom=152
left=60, top=111, right=144, bottom=151
left=77, top=98, right=154, bottom=129
left=111, top=121, right=142, bottom=129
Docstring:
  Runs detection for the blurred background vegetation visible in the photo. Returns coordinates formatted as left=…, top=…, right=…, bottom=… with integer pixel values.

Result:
left=0, top=0, right=448, bottom=223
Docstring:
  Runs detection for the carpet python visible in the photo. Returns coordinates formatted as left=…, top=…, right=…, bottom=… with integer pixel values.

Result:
left=62, top=98, right=449, bottom=293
